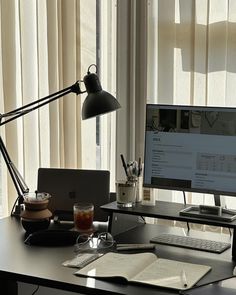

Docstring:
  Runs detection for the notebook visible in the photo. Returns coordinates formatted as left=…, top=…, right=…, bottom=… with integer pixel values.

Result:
left=37, top=168, right=110, bottom=222
left=75, top=252, right=211, bottom=291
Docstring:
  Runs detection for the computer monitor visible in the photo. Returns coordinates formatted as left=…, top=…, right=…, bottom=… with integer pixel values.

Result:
left=143, top=104, right=236, bottom=221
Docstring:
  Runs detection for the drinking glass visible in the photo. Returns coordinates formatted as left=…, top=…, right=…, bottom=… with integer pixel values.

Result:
left=73, top=203, right=94, bottom=232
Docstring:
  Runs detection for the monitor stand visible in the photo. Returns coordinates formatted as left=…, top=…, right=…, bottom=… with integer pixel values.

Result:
left=179, top=194, right=236, bottom=222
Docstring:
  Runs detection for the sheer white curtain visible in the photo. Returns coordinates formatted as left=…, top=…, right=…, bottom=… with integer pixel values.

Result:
left=0, top=0, right=98, bottom=217
left=147, top=0, right=236, bottom=212
left=116, top=0, right=147, bottom=180
left=116, top=0, right=236, bottom=229
left=99, top=0, right=118, bottom=192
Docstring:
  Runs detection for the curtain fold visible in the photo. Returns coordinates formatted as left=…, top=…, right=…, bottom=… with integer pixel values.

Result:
left=116, top=0, right=147, bottom=181
left=0, top=0, right=22, bottom=214
left=0, top=1, right=7, bottom=216
left=20, top=0, right=41, bottom=201
left=0, top=0, right=84, bottom=216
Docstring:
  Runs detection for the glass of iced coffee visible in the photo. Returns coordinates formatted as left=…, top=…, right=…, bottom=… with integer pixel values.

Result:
left=73, top=203, right=94, bottom=232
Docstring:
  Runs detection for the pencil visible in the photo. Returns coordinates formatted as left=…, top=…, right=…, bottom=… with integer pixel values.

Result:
left=181, top=270, right=188, bottom=288
left=138, top=157, right=142, bottom=176
left=120, top=154, right=128, bottom=177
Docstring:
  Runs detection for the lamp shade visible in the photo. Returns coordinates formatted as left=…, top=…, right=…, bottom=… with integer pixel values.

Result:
left=82, top=72, right=121, bottom=120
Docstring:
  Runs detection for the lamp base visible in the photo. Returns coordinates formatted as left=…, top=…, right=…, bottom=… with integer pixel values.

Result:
left=21, top=218, right=50, bottom=233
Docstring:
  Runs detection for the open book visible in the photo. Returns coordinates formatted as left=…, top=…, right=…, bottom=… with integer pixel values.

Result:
left=75, top=252, right=211, bottom=290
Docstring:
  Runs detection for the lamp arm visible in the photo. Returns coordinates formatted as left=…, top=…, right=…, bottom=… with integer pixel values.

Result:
left=0, top=136, right=29, bottom=215
left=0, top=81, right=85, bottom=126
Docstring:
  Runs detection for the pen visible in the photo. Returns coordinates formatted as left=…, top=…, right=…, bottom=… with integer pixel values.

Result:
left=178, top=275, right=234, bottom=294
left=181, top=270, right=188, bottom=288
left=138, top=157, right=142, bottom=176
left=120, top=154, right=128, bottom=177
left=116, top=244, right=155, bottom=251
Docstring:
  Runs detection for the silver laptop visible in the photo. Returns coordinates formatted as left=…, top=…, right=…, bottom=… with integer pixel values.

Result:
left=37, top=168, right=110, bottom=222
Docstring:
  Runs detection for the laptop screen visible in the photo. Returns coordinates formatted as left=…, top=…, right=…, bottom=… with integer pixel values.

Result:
left=37, top=168, right=110, bottom=222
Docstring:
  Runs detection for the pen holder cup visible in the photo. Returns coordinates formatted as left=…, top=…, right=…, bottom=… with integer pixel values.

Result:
left=116, top=181, right=137, bottom=208
left=126, top=176, right=143, bottom=203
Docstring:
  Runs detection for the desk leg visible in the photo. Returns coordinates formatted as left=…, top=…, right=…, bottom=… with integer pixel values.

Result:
left=107, top=212, right=113, bottom=233
left=1, top=279, right=18, bottom=295
left=232, top=229, right=236, bottom=260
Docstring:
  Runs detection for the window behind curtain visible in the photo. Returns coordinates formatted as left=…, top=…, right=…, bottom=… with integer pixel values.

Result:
left=97, top=0, right=117, bottom=191
left=147, top=0, right=236, bottom=210
left=81, top=0, right=117, bottom=192
left=0, top=0, right=117, bottom=217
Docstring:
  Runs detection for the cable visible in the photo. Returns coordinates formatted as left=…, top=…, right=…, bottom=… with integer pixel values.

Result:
left=224, top=204, right=231, bottom=236
left=10, top=196, right=19, bottom=216
left=139, top=216, right=146, bottom=224
left=183, top=191, right=190, bottom=232
left=31, top=285, right=39, bottom=295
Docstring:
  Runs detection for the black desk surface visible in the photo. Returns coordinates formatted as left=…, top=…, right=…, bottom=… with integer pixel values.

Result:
left=0, top=216, right=235, bottom=295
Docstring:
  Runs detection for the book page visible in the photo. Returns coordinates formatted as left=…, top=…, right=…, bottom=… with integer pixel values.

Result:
left=131, top=258, right=211, bottom=290
left=76, top=252, right=157, bottom=281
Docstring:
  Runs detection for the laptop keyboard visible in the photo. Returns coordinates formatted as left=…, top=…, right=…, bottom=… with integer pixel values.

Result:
left=150, top=233, right=231, bottom=253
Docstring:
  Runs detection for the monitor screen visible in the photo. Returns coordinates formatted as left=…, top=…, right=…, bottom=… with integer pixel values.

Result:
left=143, top=104, right=236, bottom=197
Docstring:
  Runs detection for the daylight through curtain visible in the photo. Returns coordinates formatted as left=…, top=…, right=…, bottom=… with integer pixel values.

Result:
left=146, top=0, right=236, bottom=231
left=0, top=0, right=84, bottom=216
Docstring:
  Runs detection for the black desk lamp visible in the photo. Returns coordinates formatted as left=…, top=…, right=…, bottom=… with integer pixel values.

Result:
left=0, top=64, right=121, bottom=216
